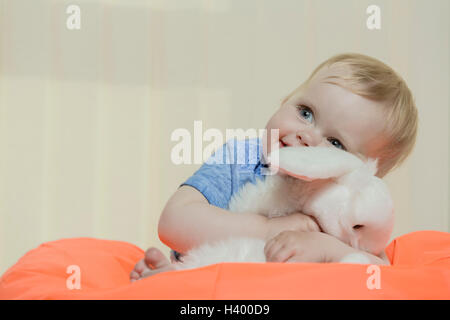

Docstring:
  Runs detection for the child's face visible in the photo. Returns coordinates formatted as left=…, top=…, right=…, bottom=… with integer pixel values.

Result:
left=264, top=66, right=388, bottom=162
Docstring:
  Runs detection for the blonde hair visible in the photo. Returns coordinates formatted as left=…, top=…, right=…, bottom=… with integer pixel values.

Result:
left=283, top=53, right=418, bottom=178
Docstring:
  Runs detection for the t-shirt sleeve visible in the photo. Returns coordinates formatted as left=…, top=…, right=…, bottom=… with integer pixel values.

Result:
left=179, top=141, right=233, bottom=209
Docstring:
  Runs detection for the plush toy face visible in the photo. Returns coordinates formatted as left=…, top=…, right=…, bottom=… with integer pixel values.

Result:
left=271, top=146, right=394, bottom=255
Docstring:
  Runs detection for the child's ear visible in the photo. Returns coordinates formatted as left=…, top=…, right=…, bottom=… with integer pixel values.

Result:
left=270, top=146, right=365, bottom=181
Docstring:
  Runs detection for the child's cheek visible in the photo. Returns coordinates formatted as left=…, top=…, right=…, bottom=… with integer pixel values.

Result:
left=262, top=128, right=280, bottom=156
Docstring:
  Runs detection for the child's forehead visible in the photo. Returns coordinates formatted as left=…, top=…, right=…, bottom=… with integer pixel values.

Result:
left=316, top=64, right=353, bottom=80
left=309, top=65, right=355, bottom=90
left=290, top=65, right=356, bottom=100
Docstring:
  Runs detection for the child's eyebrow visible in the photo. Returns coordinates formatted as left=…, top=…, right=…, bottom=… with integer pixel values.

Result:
left=298, top=96, right=316, bottom=110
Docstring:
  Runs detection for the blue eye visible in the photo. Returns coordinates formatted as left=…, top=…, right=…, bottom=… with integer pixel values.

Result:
left=328, top=138, right=346, bottom=150
left=297, top=105, right=314, bottom=123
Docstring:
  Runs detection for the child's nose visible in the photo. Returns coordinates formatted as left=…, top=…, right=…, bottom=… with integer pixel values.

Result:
left=296, top=129, right=321, bottom=147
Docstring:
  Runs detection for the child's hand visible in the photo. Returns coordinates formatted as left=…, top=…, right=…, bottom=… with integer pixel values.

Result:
left=264, top=231, right=337, bottom=263
left=265, top=230, right=390, bottom=265
left=265, top=212, right=321, bottom=241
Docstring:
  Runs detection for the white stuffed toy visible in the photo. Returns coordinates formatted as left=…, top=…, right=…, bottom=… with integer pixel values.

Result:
left=173, top=146, right=394, bottom=270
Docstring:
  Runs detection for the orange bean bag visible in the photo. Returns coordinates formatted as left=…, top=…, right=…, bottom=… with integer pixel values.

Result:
left=1, top=231, right=449, bottom=299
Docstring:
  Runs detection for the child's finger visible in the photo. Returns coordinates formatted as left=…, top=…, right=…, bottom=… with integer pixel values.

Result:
left=265, top=241, right=286, bottom=262
left=264, top=231, right=289, bottom=260
left=272, top=246, right=296, bottom=262
left=264, top=237, right=279, bottom=259
left=285, top=252, right=306, bottom=263
left=264, top=238, right=273, bottom=257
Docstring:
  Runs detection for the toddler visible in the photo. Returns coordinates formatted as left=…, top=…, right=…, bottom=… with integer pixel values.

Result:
left=130, top=53, right=418, bottom=281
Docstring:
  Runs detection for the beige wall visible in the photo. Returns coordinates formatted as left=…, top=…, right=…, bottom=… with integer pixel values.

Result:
left=0, top=0, right=448, bottom=274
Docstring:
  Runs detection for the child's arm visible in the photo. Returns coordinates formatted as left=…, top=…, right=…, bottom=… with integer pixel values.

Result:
left=158, top=185, right=321, bottom=254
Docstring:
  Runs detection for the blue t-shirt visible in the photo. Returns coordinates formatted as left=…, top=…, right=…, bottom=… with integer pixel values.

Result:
left=171, top=137, right=269, bottom=260
left=181, top=137, right=269, bottom=208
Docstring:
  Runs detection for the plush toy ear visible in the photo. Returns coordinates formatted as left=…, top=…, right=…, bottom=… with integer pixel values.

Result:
left=269, top=146, right=365, bottom=181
